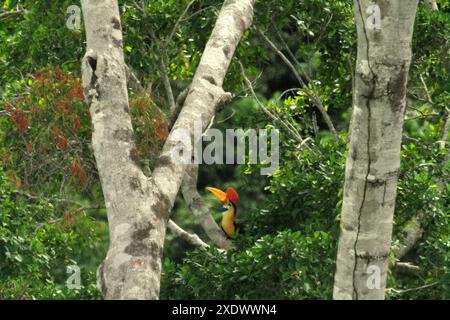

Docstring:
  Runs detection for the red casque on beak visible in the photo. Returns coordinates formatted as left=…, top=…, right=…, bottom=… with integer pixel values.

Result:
left=225, top=187, right=238, bottom=205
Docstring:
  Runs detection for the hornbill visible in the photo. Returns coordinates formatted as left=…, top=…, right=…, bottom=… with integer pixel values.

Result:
left=206, top=186, right=239, bottom=238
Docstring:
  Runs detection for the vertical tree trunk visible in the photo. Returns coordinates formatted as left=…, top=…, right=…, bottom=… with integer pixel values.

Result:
left=333, top=0, right=419, bottom=300
left=81, top=0, right=164, bottom=300
left=81, top=0, right=254, bottom=299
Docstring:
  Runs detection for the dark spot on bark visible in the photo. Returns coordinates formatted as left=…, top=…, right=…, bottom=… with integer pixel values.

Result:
left=112, top=36, right=123, bottom=48
left=373, top=31, right=382, bottom=42
left=155, top=155, right=175, bottom=172
left=151, top=260, right=160, bottom=272
left=124, top=105, right=130, bottom=114
left=124, top=222, right=154, bottom=256
left=124, top=241, right=147, bottom=257
left=202, top=75, right=217, bottom=86
left=343, top=222, right=355, bottom=232
left=387, top=66, right=407, bottom=113
left=367, top=178, right=385, bottom=188
left=180, top=232, right=191, bottom=243
left=386, top=169, right=399, bottom=178
left=377, top=0, right=390, bottom=16
left=208, top=92, right=215, bottom=100
left=113, top=128, right=133, bottom=142
left=240, top=18, right=247, bottom=31
left=111, top=16, right=121, bottom=30
left=356, top=252, right=389, bottom=261
left=98, top=262, right=107, bottom=296
left=129, top=176, right=141, bottom=190
left=350, top=147, right=357, bottom=161
left=151, top=192, right=172, bottom=222
left=209, top=37, right=223, bottom=49
left=149, top=241, right=162, bottom=259
left=87, top=55, right=97, bottom=73
left=369, top=150, right=379, bottom=163
left=134, top=223, right=153, bottom=241
left=130, top=147, right=139, bottom=164
left=222, top=46, right=230, bottom=58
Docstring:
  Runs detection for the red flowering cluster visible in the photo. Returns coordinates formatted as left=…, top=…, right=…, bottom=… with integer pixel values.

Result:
left=67, top=82, right=84, bottom=101
left=64, top=210, right=82, bottom=225
left=1, top=67, right=169, bottom=193
left=4, top=104, right=29, bottom=135
left=69, top=157, right=88, bottom=183
left=1, top=67, right=92, bottom=190
left=53, top=127, right=69, bottom=150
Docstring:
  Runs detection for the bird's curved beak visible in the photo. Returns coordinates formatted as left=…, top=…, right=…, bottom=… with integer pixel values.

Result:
left=206, top=187, right=229, bottom=205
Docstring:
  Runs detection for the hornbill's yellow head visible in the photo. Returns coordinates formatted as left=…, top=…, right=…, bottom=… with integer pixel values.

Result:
left=206, top=186, right=239, bottom=238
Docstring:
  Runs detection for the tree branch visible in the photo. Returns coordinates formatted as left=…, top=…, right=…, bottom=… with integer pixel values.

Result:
left=163, top=0, right=197, bottom=53
left=394, top=214, right=424, bottom=261
left=148, top=29, right=177, bottom=115
left=167, top=219, right=209, bottom=248
left=125, top=65, right=145, bottom=94
left=238, top=60, right=315, bottom=154
left=181, top=164, right=232, bottom=250
left=0, top=9, right=27, bottom=20
left=395, top=262, right=420, bottom=271
left=390, top=281, right=440, bottom=294
left=169, top=85, right=190, bottom=128
left=258, top=30, right=338, bottom=141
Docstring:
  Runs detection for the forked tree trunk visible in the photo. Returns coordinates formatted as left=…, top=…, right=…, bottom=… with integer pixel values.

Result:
left=81, top=0, right=254, bottom=299
left=333, top=0, right=419, bottom=300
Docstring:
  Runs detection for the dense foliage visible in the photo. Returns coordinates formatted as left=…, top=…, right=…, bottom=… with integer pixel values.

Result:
left=0, top=167, right=100, bottom=299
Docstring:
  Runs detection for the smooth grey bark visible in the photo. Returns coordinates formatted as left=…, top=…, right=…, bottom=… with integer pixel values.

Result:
left=333, top=0, right=419, bottom=300
left=81, top=0, right=254, bottom=299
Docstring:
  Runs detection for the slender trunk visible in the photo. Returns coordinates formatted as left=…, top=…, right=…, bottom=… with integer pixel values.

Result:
left=333, top=0, right=419, bottom=300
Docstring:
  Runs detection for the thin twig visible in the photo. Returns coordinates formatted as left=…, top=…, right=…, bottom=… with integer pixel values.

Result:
left=163, top=0, right=197, bottom=53
left=390, top=281, right=440, bottom=294
left=419, top=74, right=433, bottom=103
left=0, top=9, right=27, bottom=20
left=181, top=5, right=218, bottom=22
left=169, top=85, right=190, bottom=128
left=238, top=60, right=315, bottom=154
left=394, top=262, right=420, bottom=271
left=149, top=29, right=177, bottom=114
left=258, top=30, right=338, bottom=141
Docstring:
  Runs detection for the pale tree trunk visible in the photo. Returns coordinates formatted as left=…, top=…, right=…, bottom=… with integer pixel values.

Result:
left=81, top=0, right=254, bottom=299
left=333, top=0, right=419, bottom=300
